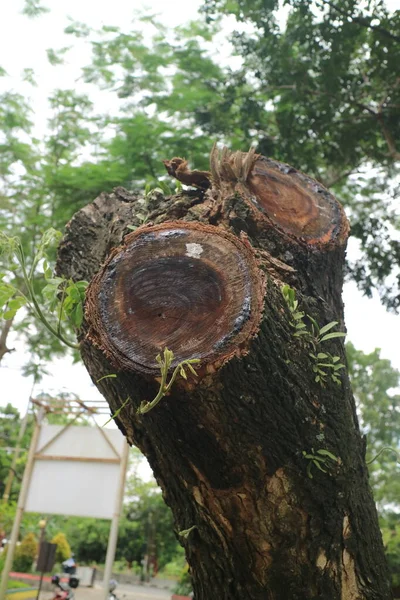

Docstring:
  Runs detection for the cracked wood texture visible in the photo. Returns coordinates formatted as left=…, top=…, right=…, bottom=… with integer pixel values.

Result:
left=57, top=151, right=392, bottom=600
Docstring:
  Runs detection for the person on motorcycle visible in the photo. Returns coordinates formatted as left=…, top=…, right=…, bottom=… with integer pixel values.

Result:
left=62, top=554, right=76, bottom=575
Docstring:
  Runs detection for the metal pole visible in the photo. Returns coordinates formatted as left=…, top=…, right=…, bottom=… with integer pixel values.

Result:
left=102, top=441, right=129, bottom=600
left=0, top=407, right=44, bottom=600
left=3, top=399, right=32, bottom=504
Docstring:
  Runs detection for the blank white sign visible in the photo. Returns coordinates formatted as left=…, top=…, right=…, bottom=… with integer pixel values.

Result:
left=25, top=425, right=126, bottom=519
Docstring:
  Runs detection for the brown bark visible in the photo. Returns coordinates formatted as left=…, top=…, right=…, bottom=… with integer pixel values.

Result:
left=56, top=149, right=392, bottom=599
left=0, top=317, right=14, bottom=363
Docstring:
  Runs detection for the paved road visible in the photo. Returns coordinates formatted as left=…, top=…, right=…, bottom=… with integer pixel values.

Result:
left=39, top=584, right=172, bottom=600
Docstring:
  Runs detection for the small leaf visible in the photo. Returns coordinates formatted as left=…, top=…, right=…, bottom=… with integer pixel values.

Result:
left=317, top=353, right=328, bottom=359
left=318, top=321, right=339, bottom=336
left=180, top=366, right=187, bottom=380
left=164, top=347, right=174, bottom=363
left=313, top=460, right=327, bottom=473
left=71, top=302, right=83, bottom=328
left=308, top=316, right=320, bottom=334
left=97, top=374, right=118, bottom=383
left=67, top=285, right=81, bottom=301
left=319, top=332, right=346, bottom=342
left=316, top=449, right=338, bottom=461
left=178, top=525, right=197, bottom=539
left=293, top=311, right=304, bottom=320
left=103, top=396, right=131, bottom=427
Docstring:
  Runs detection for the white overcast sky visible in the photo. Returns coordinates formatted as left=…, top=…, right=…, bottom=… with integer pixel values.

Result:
left=0, top=0, right=399, bottom=419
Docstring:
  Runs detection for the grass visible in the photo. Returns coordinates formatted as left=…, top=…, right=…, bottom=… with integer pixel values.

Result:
left=7, top=581, right=29, bottom=590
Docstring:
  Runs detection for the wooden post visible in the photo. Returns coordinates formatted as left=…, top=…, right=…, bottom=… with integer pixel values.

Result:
left=2, top=400, right=32, bottom=504
left=0, top=407, right=44, bottom=600
left=102, top=441, right=129, bottom=600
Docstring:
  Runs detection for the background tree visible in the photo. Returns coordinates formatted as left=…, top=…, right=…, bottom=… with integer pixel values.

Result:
left=347, top=341, right=400, bottom=507
left=347, top=342, right=400, bottom=591
left=13, top=532, right=37, bottom=573
left=0, top=404, right=33, bottom=503
left=200, top=0, right=400, bottom=309
left=2, top=1, right=400, bottom=376
left=59, top=2, right=400, bottom=309
left=50, top=532, right=72, bottom=564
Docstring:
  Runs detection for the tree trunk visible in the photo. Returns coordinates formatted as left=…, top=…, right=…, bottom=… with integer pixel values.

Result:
left=56, top=150, right=392, bottom=599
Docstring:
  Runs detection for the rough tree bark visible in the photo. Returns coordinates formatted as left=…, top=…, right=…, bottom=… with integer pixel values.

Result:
left=56, top=148, right=392, bottom=599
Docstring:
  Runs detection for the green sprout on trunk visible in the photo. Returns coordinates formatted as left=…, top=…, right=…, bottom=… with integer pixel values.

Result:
left=302, top=448, right=340, bottom=479
left=138, top=347, right=200, bottom=414
left=281, top=284, right=346, bottom=386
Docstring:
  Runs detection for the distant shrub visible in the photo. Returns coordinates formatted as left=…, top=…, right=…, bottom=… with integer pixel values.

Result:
left=51, top=533, right=71, bottom=563
left=14, top=533, right=37, bottom=573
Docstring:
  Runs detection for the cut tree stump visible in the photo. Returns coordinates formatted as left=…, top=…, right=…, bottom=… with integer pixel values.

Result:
left=57, top=147, right=392, bottom=600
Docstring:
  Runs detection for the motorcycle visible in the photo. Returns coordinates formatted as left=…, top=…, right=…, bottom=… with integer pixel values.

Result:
left=50, top=574, right=79, bottom=600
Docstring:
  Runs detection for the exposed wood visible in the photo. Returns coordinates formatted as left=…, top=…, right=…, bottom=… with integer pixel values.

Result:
left=163, top=157, right=211, bottom=190
left=209, top=146, right=349, bottom=249
left=85, top=221, right=265, bottom=376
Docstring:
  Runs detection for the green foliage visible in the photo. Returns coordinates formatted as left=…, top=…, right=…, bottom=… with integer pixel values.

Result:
left=14, top=532, right=38, bottom=573
left=21, top=69, right=37, bottom=87
left=347, top=342, right=400, bottom=586
left=381, top=515, right=400, bottom=588
left=59, top=518, right=110, bottom=564
left=302, top=448, right=340, bottom=479
left=282, top=284, right=346, bottom=385
left=2, top=2, right=398, bottom=379
left=7, top=580, right=30, bottom=589
left=0, top=405, right=33, bottom=503
left=0, top=228, right=87, bottom=348
left=178, top=525, right=197, bottom=540
left=173, top=565, right=193, bottom=596
left=347, top=342, right=400, bottom=508
left=103, top=397, right=131, bottom=427
left=46, top=48, right=71, bottom=66
left=138, top=348, right=200, bottom=414
left=51, top=532, right=72, bottom=563
left=199, top=0, right=400, bottom=311
left=22, top=0, right=49, bottom=18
